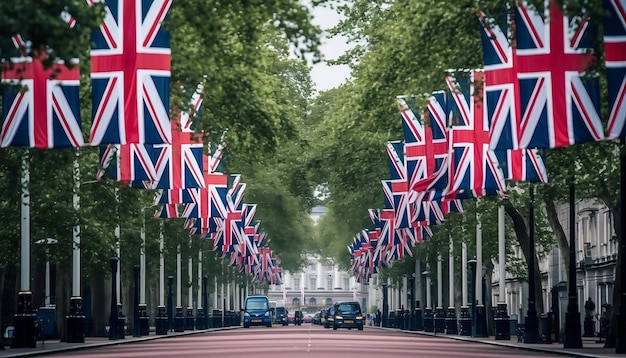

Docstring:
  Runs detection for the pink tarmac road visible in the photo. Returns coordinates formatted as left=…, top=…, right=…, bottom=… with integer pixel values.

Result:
left=53, top=325, right=554, bottom=358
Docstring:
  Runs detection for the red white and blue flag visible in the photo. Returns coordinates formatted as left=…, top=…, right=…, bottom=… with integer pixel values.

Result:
left=445, top=70, right=506, bottom=198
left=513, top=1, right=604, bottom=148
left=479, top=8, right=549, bottom=183
left=2, top=56, right=83, bottom=148
left=90, top=0, right=172, bottom=145
left=605, top=0, right=626, bottom=139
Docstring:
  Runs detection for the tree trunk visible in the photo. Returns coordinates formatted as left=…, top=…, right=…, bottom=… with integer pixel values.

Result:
left=544, top=199, right=571, bottom=282
left=54, top=260, right=71, bottom=342
left=89, top=271, right=109, bottom=337
left=504, top=203, right=545, bottom=314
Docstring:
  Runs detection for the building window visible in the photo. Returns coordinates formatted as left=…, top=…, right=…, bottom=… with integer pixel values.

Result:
left=326, top=277, right=332, bottom=290
left=293, top=298, right=300, bottom=306
left=310, top=277, right=317, bottom=290
left=325, top=298, right=332, bottom=306
left=309, top=297, right=317, bottom=305
left=294, top=278, right=300, bottom=291
left=343, top=278, right=349, bottom=290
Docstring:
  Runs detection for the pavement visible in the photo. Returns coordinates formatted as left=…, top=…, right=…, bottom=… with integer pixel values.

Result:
left=0, top=325, right=622, bottom=358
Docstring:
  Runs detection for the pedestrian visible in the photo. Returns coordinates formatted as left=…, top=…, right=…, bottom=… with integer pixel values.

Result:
left=369, top=312, right=376, bottom=326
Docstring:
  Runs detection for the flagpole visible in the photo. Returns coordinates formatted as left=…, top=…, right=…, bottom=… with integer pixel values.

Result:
left=13, top=150, right=36, bottom=348
left=67, top=149, right=85, bottom=343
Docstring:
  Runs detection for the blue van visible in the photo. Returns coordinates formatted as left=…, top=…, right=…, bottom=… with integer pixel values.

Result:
left=243, top=295, right=272, bottom=328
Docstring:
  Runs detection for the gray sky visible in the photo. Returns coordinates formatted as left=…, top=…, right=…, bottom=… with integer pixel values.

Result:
left=309, top=4, right=351, bottom=93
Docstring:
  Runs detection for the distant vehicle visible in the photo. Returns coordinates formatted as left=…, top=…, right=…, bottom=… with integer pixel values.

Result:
left=323, top=306, right=336, bottom=329
left=294, top=310, right=303, bottom=325
left=303, top=313, right=314, bottom=324
left=332, top=301, right=364, bottom=331
left=312, top=312, right=321, bottom=325
left=242, top=295, right=272, bottom=328
left=272, top=306, right=289, bottom=325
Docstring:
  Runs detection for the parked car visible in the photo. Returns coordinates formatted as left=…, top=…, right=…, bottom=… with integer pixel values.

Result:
left=312, top=312, right=321, bottom=325
left=332, top=301, right=364, bottom=331
left=303, top=314, right=314, bottom=324
left=323, top=306, right=336, bottom=329
left=242, top=295, right=272, bottom=328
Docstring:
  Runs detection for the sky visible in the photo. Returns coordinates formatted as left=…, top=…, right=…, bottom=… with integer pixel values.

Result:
left=308, top=4, right=352, bottom=93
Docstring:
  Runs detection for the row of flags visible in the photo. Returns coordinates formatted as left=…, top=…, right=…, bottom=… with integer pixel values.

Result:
left=349, top=0, right=626, bottom=283
left=0, top=0, right=283, bottom=285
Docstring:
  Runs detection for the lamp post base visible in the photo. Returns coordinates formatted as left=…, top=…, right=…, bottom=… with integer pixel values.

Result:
left=66, top=297, right=85, bottom=343
left=12, top=291, right=36, bottom=348
left=155, top=305, right=168, bottom=335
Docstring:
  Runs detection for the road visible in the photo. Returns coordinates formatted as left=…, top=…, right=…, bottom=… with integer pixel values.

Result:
left=52, top=324, right=555, bottom=358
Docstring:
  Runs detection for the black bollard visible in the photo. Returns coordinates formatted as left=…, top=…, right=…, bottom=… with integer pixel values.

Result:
left=459, top=306, right=472, bottom=336
left=494, top=302, right=510, bottom=340
left=414, top=301, right=423, bottom=331
left=196, top=308, right=205, bottom=330
left=185, top=307, right=195, bottom=330
left=66, top=296, right=85, bottom=343
left=139, top=304, right=150, bottom=336
left=445, top=307, right=458, bottom=335
left=423, top=307, right=434, bottom=332
left=174, top=306, right=185, bottom=332
left=12, top=291, right=37, bottom=348
left=474, top=304, right=488, bottom=337
left=117, top=303, right=126, bottom=339
left=155, top=305, right=168, bottom=335
left=108, top=256, right=119, bottom=340
left=434, top=307, right=446, bottom=333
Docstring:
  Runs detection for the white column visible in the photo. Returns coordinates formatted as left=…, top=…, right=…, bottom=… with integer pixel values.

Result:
left=437, top=254, right=443, bottom=307
left=188, top=240, right=193, bottom=309
left=426, top=275, right=432, bottom=309
left=176, top=244, right=182, bottom=307
left=498, top=206, right=506, bottom=304
left=114, top=188, right=121, bottom=304
left=462, top=242, right=468, bottom=305
left=316, top=262, right=323, bottom=289
left=334, top=266, right=341, bottom=289
left=159, top=225, right=165, bottom=306
left=20, top=152, right=30, bottom=291
left=140, top=212, right=146, bottom=304
left=72, top=153, right=80, bottom=297
left=449, top=236, right=455, bottom=308
left=476, top=218, right=483, bottom=305
left=197, top=250, right=202, bottom=309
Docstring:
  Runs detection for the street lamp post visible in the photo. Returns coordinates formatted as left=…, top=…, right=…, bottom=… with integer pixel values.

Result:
left=133, top=265, right=141, bottom=337
left=468, top=260, right=477, bottom=337
left=35, top=238, right=58, bottom=306
left=109, top=255, right=119, bottom=340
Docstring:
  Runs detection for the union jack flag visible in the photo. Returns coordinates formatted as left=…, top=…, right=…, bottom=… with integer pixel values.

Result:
left=2, top=56, right=83, bottom=148
left=605, top=0, right=626, bottom=139
left=90, top=0, right=172, bottom=145
left=385, top=141, right=413, bottom=229
left=399, top=93, right=449, bottom=195
left=514, top=1, right=604, bottom=148
left=98, top=84, right=204, bottom=188
left=182, top=163, right=228, bottom=230
left=445, top=70, right=506, bottom=198
left=212, top=175, right=246, bottom=252
left=479, top=9, right=549, bottom=183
